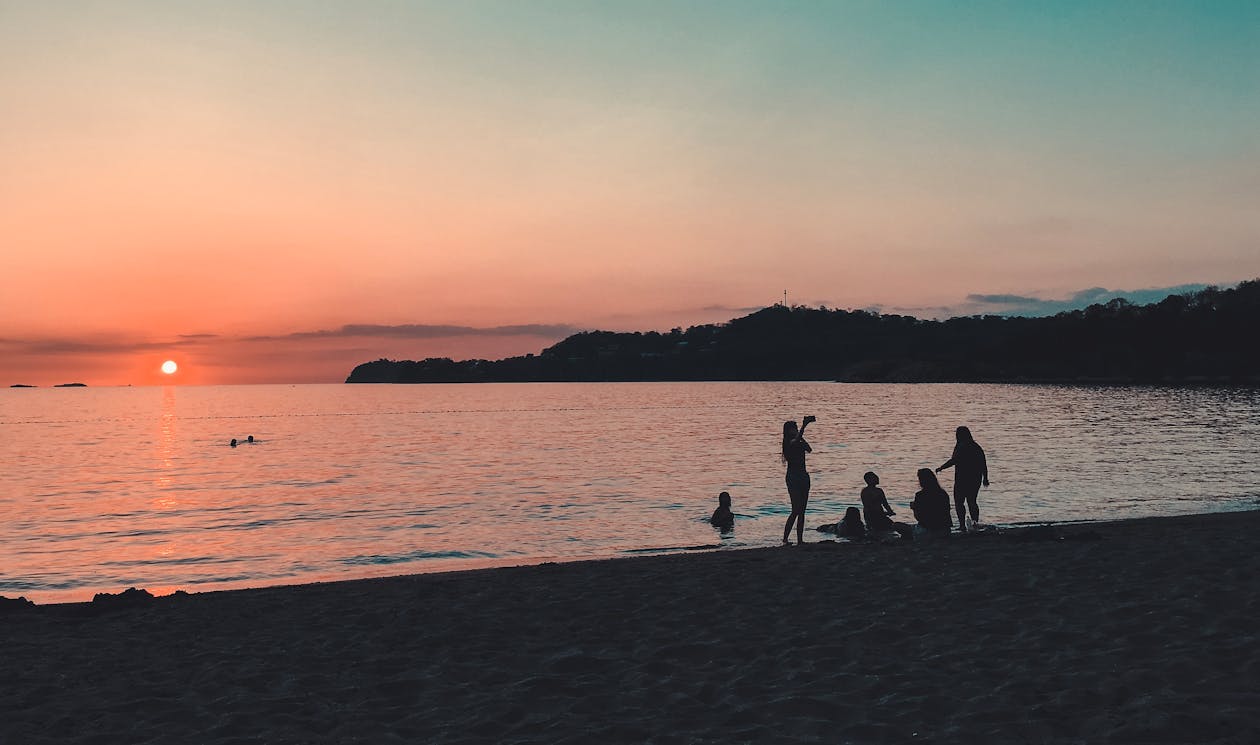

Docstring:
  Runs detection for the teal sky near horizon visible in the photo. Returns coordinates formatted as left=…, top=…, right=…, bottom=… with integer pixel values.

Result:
left=1, top=1, right=1257, bottom=384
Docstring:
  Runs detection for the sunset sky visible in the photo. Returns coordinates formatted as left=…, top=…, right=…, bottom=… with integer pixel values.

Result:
left=2, top=1, right=1257, bottom=385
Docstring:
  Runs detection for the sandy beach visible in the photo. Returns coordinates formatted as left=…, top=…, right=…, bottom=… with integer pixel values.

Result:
left=3, top=511, right=1259, bottom=744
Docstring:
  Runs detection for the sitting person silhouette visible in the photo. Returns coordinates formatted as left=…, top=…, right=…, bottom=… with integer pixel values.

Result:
left=836, top=506, right=865, bottom=539
left=912, top=468, right=953, bottom=536
left=860, top=471, right=896, bottom=533
left=710, top=491, right=735, bottom=531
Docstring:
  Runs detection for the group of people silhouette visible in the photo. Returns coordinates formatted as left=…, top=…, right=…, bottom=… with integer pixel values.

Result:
left=710, top=420, right=990, bottom=543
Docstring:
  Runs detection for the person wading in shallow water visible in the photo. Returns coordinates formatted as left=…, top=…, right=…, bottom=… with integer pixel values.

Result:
left=781, top=415, right=816, bottom=545
left=936, top=426, right=990, bottom=532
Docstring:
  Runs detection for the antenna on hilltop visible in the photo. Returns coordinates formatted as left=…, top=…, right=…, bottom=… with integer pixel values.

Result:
left=784, top=289, right=788, bottom=307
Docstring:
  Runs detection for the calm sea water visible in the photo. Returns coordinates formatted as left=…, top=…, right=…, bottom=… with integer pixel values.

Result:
left=2, top=382, right=1258, bottom=603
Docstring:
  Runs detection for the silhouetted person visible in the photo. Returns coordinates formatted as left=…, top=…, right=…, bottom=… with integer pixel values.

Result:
left=936, top=426, right=990, bottom=531
left=247, top=435, right=255, bottom=444
left=230, top=439, right=238, bottom=448
left=781, top=415, right=816, bottom=545
left=710, top=491, right=735, bottom=532
left=836, top=506, right=865, bottom=539
left=912, top=468, right=953, bottom=536
left=860, top=471, right=896, bottom=532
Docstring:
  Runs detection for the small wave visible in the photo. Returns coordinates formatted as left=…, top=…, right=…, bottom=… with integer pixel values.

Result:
left=208, top=511, right=365, bottom=531
left=339, top=549, right=499, bottom=566
left=0, top=575, right=105, bottom=591
left=100, top=555, right=270, bottom=568
left=623, top=544, right=722, bottom=554
left=181, top=573, right=259, bottom=586
left=379, top=523, right=439, bottom=532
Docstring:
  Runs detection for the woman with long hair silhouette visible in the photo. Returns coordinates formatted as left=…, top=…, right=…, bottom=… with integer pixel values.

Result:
left=936, top=426, right=989, bottom=531
left=912, top=468, right=953, bottom=536
left=781, top=415, right=815, bottom=545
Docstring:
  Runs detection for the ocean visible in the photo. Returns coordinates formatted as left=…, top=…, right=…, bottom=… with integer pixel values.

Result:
left=3, top=382, right=1258, bottom=603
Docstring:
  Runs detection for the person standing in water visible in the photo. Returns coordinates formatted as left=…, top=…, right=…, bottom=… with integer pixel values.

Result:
left=936, top=426, right=989, bottom=531
left=781, top=415, right=816, bottom=545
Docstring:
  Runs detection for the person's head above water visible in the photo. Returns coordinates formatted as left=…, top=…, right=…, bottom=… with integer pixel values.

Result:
left=718, top=491, right=731, bottom=508
left=844, top=506, right=862, bottom=523
left=247, top=435, right=254, bottom=443
left=917, top=468, right=942, bottom=490
left=956, top=426, right=973, bottom=443
left=230, top=439, right=238, bottom=447
left=863, top=471, right=879, bottom=486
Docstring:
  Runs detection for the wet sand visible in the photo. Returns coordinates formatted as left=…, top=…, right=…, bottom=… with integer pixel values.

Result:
left=3, top=511, right=1259, bottom=744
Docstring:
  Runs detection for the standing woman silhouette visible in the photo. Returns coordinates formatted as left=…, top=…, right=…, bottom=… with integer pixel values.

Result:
left=781, top=415, right=816, bottom=545
left=936, top=425, right=989, bottom=531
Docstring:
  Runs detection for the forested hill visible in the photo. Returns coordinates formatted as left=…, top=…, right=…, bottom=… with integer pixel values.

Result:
left=345, top=281, right=1260, bottom=384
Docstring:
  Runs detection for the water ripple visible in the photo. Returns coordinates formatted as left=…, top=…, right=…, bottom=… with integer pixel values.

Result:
left=340, top=549, right=500, bottom=566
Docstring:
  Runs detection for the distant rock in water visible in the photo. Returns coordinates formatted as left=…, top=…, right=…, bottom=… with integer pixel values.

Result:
left=54, top=382, right=87, bottom=387
left=92, top=587, right=155, bottom=610
left=0, top=595, right=36, bottom=613
left=9, top=384, right=37, bottom=388
left=346, top=280, right=1260, bottom=384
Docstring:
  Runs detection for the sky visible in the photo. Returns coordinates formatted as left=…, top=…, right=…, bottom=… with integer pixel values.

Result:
left=2, top=1, right=1257, bottom=385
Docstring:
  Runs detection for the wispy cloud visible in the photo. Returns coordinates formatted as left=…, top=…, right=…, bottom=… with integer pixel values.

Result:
left=0, top=322, right=589, bottom=385
left=0, top=335, right=211, bottom=355
left=962, top=283, right=1221, bottom=317
left=241, top=323, right=581, bottom=343
left=864, top=283, right=1227, bottom=319
left=700, top=304, right=766, bottom=314
left=2, top=323, right=580, bottom=359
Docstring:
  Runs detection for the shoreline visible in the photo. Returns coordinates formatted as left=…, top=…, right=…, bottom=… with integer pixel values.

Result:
left=8, top=506, right=1260, bottom=609
left=4, top=509, right=1259, bottom=743
left=9, top=506, right=1258, bottom=609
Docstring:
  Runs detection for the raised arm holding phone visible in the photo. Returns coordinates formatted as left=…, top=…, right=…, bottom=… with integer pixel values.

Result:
left=781, top=415, right=816, bottom=545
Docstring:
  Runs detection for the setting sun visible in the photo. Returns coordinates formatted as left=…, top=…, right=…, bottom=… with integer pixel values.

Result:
left=161, top=360, right=178, bottom=375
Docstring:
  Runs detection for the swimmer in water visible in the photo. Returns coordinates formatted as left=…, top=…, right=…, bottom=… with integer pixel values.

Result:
left=710, top=491, right=735, bottom=532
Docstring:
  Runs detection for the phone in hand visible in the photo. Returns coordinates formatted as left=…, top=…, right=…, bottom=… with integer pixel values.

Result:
left=803, top=415, right=817, bottom=424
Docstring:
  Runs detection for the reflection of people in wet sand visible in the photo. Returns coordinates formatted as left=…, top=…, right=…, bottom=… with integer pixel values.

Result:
left=710, top=491, right=735, bottom=532
left=781, top=416, right=816, bottom=545
left=912, top=468, right=953, bottom=536
left=860, top=471, right=896, bottom=532
left=936, top=426, right=989, bottom=532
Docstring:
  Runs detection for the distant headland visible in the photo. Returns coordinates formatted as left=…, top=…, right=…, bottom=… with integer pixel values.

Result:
left=54, top=383, right=87, bottom=387
left=346, top=281, right=1260, bottom=385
